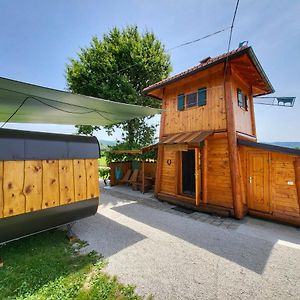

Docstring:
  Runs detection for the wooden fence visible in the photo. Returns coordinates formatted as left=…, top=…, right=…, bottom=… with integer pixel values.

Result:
left=109, top=161, right=156, bottom=186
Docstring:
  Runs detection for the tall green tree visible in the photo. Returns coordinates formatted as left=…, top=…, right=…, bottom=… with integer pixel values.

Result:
left=66, top=26, right=172, bottom=147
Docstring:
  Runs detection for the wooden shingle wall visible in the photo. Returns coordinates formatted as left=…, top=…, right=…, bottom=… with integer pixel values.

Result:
left=0, top=159, right=99, bottom=219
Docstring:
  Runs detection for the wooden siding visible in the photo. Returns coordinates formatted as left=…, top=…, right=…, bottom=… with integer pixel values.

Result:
left=0, top=158, right=99, bottom=219
left=271, top=153, right=298, bottom=217
left=231, top=73, right=255, bottom=136
left=160, top=146, right=177, bottom=195
left=0, top=161, right=3, bottom=218
left=144, top=162, right=157, bottom=179
left=161, top=65, right=227, bottom=136
left=207, top=137, right=233, bottom=208
left=239, top=146, right=300, bottom=221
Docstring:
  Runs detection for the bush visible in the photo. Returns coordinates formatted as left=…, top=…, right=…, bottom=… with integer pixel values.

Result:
left=99, top=167, right=110, bottom=185
left=105, top=142, right=157, bottom=164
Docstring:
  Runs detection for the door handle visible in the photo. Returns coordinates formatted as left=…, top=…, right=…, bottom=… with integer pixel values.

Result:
left=249, top=176, right=252, bottom=184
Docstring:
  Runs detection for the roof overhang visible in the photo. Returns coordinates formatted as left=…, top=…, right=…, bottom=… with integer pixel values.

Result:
left=0, top=77, right=161, bottom=126
left=160, top=130, right=213, bottom=145
left=238, top=139, right=300, bottom=156
left=144, top=46, right=274, bottom=99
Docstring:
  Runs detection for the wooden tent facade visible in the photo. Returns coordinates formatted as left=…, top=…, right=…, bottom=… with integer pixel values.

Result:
left=144, top=46, right=300, bottom=226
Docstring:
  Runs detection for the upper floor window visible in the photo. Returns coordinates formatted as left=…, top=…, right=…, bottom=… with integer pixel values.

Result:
left=237, top=88, right=248, bottom=110
left=177, top=87, right=207, bottom=111
left=186, top=92, right=197, bottom=108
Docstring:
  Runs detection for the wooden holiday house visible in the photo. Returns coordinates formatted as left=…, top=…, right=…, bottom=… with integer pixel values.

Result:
left=143, top=46, right=300, bottom=226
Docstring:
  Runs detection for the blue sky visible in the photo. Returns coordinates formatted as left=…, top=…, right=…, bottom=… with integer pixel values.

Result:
left=0, top=0, right=299, bottom=142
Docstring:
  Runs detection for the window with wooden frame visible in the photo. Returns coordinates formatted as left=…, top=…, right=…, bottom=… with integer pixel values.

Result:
left=237, top=88, right=248, bottom=110
left=177, top=87, right=207, bottom=111
left=186, top=92, right=197, bottom=108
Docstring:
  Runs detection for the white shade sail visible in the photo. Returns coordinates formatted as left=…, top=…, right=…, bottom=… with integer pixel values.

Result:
left=0, top=77, right=161, bottom=126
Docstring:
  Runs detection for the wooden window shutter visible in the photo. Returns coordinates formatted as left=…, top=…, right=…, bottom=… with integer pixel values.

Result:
left=198, top=88, right=207, bottom=106
left=177, top=94, right=185, bottom=111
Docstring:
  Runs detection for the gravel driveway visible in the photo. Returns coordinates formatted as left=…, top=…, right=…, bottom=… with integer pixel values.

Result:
left=73, top=185, right=300, bottom=299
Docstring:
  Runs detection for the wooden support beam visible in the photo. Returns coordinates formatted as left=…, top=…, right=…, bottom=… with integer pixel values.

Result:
left=294, top=158, right=300, bottom=212
left=195, top=148, right=201, bottom=206
left=224, top=65, right=245, bottom=219
left=202, top=140, right=208, bottom=204
left=141, top=160, right=145, bottom=194
left=236, top=132, right=257, bottom=142
left=237, top=150, right=246, bottom=207
left=175, top=151, right=180, bottom=195
left=159, top=88, right=166, bottom=138
left=154, top=145, right=163, bottom=197
left=249, top=86, right=257, bottom=137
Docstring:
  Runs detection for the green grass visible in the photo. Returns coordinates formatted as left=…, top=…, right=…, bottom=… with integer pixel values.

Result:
left=98, top=156, right=107, bottom=168
left=0, top=230, right=142, bottom=300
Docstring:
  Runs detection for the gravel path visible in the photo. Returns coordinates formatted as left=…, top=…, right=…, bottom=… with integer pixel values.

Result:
left=74, top=185, right=300, bottom=299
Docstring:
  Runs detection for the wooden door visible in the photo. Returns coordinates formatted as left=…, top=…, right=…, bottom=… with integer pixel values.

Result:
left=247, top=152, right=270, bottom=212
left=182, top=150, right=195, bottom=196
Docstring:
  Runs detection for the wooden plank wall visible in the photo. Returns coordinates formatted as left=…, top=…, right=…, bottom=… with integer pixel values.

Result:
left=239, top=146, right=300, bottom=220
left=231, top=73, right=255, bottom=137
left=206, top=137, right=233, bottom=208
left=0, top=159, right=99, bottom=219
left=161, top=65, right=227, bottom=136
left=160, top=146, right=177, bottom=195
left=144, top=162, right=157, bottom=179
left=271, top=153, right=298, bottom=217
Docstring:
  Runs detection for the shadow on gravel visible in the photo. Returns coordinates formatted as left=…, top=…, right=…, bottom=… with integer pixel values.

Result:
left=113, top=202, right=274, bottom=274
left=73, top=214, right=146, bottom=257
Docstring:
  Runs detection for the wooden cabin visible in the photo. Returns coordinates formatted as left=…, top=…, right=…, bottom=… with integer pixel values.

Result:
left=143, top=46, right=300, bottom=226
left=0, top=128, right=100, bottom=243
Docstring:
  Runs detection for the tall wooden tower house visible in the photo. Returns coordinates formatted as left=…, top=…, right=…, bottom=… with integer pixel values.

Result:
left=144, top=46, right=300, bottom=226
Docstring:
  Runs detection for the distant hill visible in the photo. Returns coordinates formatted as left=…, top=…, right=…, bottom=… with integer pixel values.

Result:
left=98, top=139, right=117, bottom=151
left=267, top=142, right=300, bottom=149
left=99, top=140, right=117, bottom=146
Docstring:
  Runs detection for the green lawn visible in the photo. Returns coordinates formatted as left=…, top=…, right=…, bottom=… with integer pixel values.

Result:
left=98, top=156, right=107, bottom=168
left=0, top=230, right=142, bottom=300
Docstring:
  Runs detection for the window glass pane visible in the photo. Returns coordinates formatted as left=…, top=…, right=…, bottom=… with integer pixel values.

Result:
left=186, top=93, right=197, bottom=108
left=237, top=89, right=244, bottom=107
left=237, top=88, right=248, bottom=110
